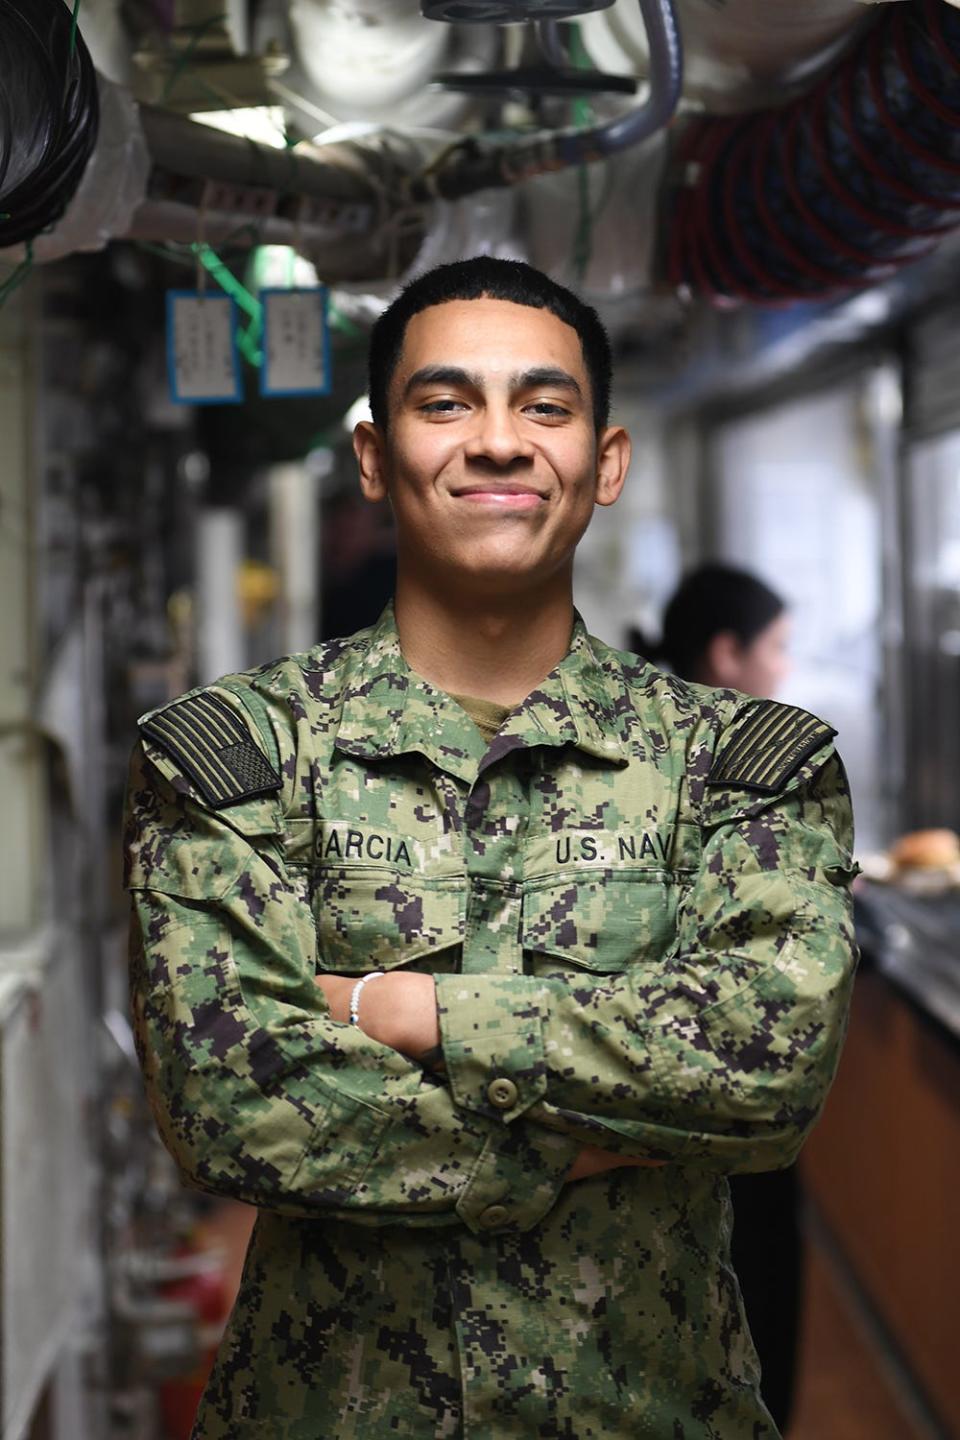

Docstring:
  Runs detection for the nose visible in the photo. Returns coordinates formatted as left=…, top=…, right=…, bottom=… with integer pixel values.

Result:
left=464, top=401, right=535, bottom=468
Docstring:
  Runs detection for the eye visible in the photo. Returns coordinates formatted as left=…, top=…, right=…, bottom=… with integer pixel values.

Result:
left=524, top=401, right=570, bottom=418
left=419, top=398, right=467, bottom=415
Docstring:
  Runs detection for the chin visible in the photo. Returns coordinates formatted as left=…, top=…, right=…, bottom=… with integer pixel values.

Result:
left=455, top=556, right=546, bottom=595
left=451, top=542, right=542, bottom=575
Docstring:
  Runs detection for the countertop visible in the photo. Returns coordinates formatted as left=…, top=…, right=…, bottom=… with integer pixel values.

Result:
left=854, top=881, right=960, bottom=1044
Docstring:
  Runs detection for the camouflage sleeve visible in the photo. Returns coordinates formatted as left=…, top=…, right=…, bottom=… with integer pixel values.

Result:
left=126, top=741, right=578, bottom=1229
left=435, top=743, right=859, bottom=1174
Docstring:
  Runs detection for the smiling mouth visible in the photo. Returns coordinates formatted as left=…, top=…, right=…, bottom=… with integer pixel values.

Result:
left=451, top=485, right=546, bottom=508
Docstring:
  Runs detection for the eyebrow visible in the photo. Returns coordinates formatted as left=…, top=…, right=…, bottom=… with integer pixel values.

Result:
left=402, top=365, right=584, bottom=402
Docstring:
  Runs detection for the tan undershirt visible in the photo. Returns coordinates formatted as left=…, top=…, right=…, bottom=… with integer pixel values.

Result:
left=449, top=691, right=514, bottom=746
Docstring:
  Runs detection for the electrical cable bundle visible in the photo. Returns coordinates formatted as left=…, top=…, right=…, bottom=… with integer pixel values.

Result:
left=0, top=0, right=99, bottom=250
left=668, top=0, right=960, bottom=306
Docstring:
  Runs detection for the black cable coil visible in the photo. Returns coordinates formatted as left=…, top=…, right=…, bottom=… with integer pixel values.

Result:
left=0, top=0, right=99, bottom=249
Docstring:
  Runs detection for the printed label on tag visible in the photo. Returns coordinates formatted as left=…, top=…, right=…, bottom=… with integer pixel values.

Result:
left=260, top=288, right=332, bottom=397
left=166, top=291, right=243, bottom=406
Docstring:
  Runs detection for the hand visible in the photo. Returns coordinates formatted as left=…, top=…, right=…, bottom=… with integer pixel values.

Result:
left=314, top=970, right=440, bottom=1059
left=565, top=1144, right=666, bottom=1183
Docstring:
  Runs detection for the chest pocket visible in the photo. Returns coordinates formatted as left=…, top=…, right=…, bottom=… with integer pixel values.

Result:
left=313, top=866, right=467, bottom=974
left=521, top=870, right=681, bottom=978
left=521, top=823, right=702, bottom=979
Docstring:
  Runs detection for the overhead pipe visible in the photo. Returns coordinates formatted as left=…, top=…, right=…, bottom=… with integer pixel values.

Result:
left=580, top=0, right=884, bottom=117
left=119, top=106, right=432, bottom=281
left=668, top=0, right=960, bottom=306
left=137, top=105, right=377, bottom=206
left=286, top=0, right=497, bottom=132
left=407, top=0, right=683, bottom=201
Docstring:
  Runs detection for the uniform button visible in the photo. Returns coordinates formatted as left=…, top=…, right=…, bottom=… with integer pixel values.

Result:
left=479, top=1204, right=509, bottom=1229
left=487, top=1077, right=519, bottom=1110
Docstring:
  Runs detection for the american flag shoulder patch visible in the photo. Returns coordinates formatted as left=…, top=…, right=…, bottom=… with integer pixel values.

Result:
left=139, top=689, right=281, bottom=809
left=706, top=700, right=836, bottom=794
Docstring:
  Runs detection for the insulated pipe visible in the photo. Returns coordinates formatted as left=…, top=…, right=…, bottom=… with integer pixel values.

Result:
left=290, top=0, right=448, bottom=117
left=581, top=0, right=881, bottom=115
left=196, top=509, right=245, bottom=685
left=137, top=105, right=377, bottom=205
left=124, top=199, right=408, bottom=280
left=287, top=0, right=496, bottom=132
left=558, top=0, right=683, bottom=160
left=408, top=0, right=682, bottom=200
left=126, top=106, right=431, bottom=279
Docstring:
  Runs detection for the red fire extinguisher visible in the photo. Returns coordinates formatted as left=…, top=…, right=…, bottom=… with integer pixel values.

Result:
left=158, top=1242, right=231, bottom=1440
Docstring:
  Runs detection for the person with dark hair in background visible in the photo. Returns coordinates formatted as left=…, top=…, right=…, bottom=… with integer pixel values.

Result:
left=126, top=260, right=857, bottom=1439
left=630, top=561, right=803, bottom=1436
left=630, top=563, right=791, bottom=701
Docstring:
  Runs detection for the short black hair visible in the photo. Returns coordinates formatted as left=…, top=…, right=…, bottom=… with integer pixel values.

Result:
left=367, top=256, right=612, bottom=432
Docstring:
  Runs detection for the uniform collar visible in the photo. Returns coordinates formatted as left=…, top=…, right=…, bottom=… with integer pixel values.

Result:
left=333, top=600, right=630, bottom=783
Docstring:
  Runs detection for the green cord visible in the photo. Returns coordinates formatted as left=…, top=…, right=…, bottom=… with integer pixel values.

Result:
left=0, top=242, right=34, bottom=311
left=569, top=27, right=595, bottom=282
left=161, top=13, right=228, bottom=104
left=68, top=0, right=81, bottom=57
left=194, top=242, right=260, bottom=320
left=194, top=243, right=265, bottom=366
left=137, top=238, right=360, bottom=368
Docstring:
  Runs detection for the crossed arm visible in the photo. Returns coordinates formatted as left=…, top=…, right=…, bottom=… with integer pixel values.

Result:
left=128, top=736, right=856, bottom=1226
left=313, top=969, right=657, bottom=1183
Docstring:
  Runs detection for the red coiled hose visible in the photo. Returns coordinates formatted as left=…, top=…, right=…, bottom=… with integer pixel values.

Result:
left=669, top=0, right=960, bottom=306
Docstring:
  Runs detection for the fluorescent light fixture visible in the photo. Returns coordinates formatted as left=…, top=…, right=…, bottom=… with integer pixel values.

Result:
left=250, top=246, right=320, bottom=290
left=190, top=107, right=288, bottom=149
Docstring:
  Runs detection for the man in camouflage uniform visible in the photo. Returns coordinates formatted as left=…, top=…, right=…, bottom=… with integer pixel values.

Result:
left=126, top=257, right=858, bottom=1438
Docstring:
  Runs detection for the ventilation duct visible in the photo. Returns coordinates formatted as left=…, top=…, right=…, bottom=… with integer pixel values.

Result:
left=668, top=0, right=960, bottom=306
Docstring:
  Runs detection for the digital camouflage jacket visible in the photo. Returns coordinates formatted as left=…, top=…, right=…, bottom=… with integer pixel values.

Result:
left=125, top=600, right=858, bottom=1440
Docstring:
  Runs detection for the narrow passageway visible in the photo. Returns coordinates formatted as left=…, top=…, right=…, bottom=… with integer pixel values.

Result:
left=6, top=4, right=960, bottom=1434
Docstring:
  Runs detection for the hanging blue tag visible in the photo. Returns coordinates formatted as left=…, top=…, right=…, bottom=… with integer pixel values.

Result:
left=260, top=287, right=332, bottom=398
left=166, top=290, right=243, bottom=405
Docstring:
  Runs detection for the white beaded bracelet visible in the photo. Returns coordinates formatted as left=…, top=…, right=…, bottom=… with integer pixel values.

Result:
left=349, top=971, right=385, bottom=1028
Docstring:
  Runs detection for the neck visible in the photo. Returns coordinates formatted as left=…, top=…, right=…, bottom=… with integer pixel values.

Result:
left=393, top=569, right=576, bottom=707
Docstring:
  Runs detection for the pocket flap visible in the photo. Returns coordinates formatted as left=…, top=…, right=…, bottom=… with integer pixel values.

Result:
left=315, top=869, right=466, bottom=973
left=521, top=872, right=679, bottom=972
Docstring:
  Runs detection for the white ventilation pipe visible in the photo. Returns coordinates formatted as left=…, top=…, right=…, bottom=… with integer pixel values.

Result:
left=289, top=0, right=495, bottom=129
left=579, top=0, right=898, bottom=113
left=196, top=509, right=246, bottom=685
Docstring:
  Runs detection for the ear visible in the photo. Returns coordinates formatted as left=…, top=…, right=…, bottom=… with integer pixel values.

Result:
left=594, top=426, right=631, bottom=508
left=353, top=421, right=389, bottom=502
left=705, top=630, right=744, bottom=687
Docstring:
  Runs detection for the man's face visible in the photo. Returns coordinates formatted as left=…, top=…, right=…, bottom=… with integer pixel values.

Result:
left=353, top=298, right=629, bottom=598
